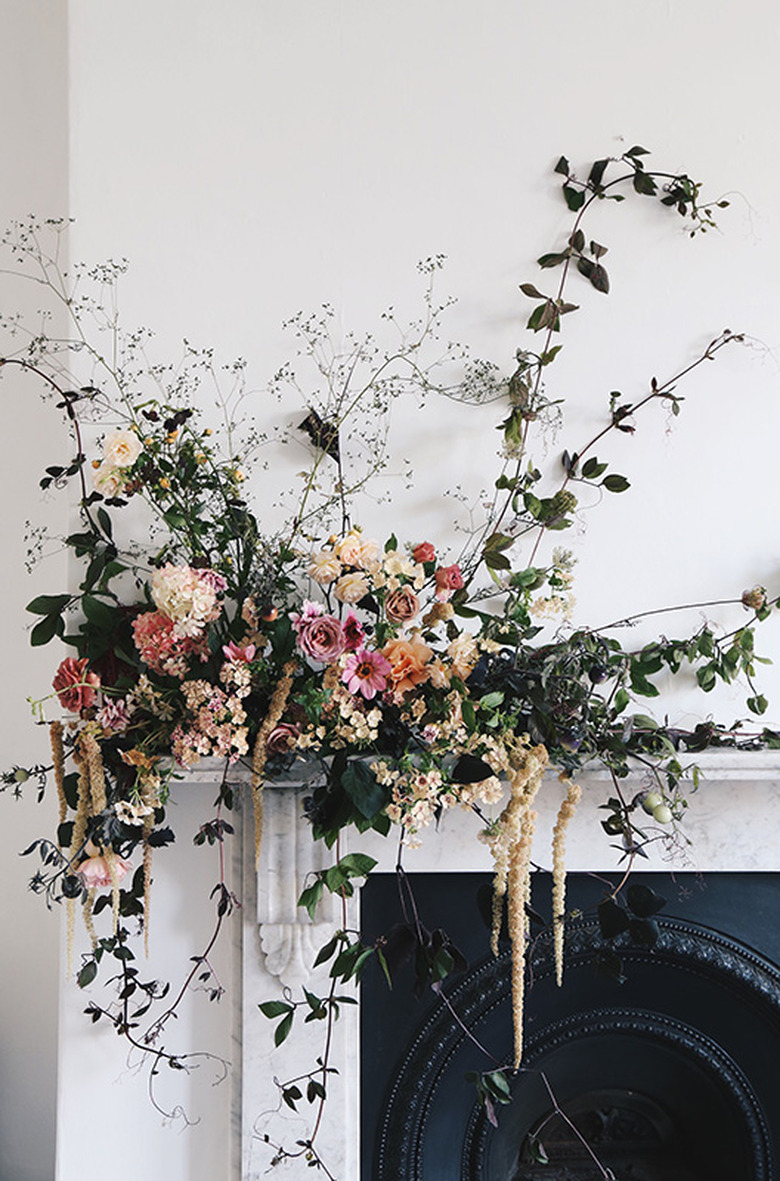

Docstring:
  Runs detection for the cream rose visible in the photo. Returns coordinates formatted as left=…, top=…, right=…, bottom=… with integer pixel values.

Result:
left=308, top=550, right=342, bottom=584
left=334, top=571, right=370, bottom=604
left=102, top=429, right=142, bottom=469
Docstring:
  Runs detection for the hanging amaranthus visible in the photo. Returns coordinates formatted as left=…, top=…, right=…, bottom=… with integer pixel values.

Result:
left=251, top=659, right=298, bottom=867
left=551, top=775, right=582, bottom=988
left=481, top=738, right=548, bottom=1068
left=49, top=721, right=67, bottom=833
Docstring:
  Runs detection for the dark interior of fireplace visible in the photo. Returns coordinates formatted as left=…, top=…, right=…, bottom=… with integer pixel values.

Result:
left=361, top=871, right=780, bottom=1179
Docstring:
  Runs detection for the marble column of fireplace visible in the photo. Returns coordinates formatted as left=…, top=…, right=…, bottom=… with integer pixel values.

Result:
left=238, top=752, right=780, bottom=1179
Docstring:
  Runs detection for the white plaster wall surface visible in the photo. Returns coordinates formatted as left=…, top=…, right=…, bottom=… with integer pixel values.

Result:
left=0, top=4, right=68, bottom=1179
left=0, top=2, right=779, bottom=1179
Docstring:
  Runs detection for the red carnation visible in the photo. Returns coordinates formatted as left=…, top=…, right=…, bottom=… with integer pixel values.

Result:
left=52, top=657, right=100, bottom=713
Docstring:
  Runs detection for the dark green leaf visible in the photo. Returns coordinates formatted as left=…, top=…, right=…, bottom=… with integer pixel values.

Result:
left=537, top=251, right=568, bottom=269
left=589, top=264, right=610, bottom=294
left=598, top=898, right=630, bottom=939
left=341, top=762, right=386, bottom=820
left=602, top=474, right=631, bottom=493
left=258, top=1000, right=293, bottom=1019
left=31, top=613, right=65, bottom=647
left=627, top=884, right=666, bottom=918
left=553, top=155, right=570, bottom=176
left=274, top=1012, right=294, bottom=1046
left=26, top=594, right=71, bottom=616
left=77, top=961, right=98, bottom=989
left=563, top=185, right=586, bottom=212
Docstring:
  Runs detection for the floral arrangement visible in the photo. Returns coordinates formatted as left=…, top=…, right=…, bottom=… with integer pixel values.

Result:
left=2, top=147, right=777, bottom=1173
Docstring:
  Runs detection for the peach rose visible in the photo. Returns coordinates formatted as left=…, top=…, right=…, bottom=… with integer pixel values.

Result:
left=335, top=530, right=380, bottom=570
left=434, top=563, right=464, bottom=601
left=382, top=634, right=433, bottom=700
left=385, top=586, right=420, bottom=626
left=412, top=542, right=436, bottom=564
left=77, top=854, right=132, bottom=890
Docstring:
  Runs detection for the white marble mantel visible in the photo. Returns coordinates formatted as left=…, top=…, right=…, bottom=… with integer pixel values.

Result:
left=192, top=750, right=780, bottom=1180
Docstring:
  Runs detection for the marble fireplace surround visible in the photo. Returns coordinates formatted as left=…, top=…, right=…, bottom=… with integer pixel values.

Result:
left=205, top=751, right=780, bottom=1180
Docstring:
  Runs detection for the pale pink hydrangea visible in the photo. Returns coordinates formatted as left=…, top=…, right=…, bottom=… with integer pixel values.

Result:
left=132, top=610, right=209, bottom=676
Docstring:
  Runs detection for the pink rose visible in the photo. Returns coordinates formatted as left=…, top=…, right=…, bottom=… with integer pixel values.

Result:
left=53, top=657, right=100, bottom=713
left=292, top=604, right=346, bottom=662
left=385, top=586, right=420, bottom=625
left=434, top=564, right=464, bottom=601
left=266, top=723, right=301, bottom=754
left=77, top=854, right=132, bottom=890
left=412, top=542, right=436, bottom=564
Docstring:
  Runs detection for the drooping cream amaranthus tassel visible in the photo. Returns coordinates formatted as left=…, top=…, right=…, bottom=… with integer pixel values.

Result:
left=552, top=776, right=582, bottom=988
left=508, top=805, right=538, bottom=1068
left=82, top=888, right=97, bottom=949
left=251, top=659, right=297, bottom=868
left=81, top=731, right=107, bottom=815
left=141, top=777, right=157, bottom=957
left=49, top=721, right=67, bottom=834
left=106, top=849, right=121, bottom=934
left=66, top=749, right=92, bottom=976
left=482, top=739, right=548, bottom=1069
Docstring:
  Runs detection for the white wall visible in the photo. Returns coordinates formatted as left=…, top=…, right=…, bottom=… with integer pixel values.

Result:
left=0, top=4, right=67, bottom=1179
left=2, top=2, right=780, bottom=1178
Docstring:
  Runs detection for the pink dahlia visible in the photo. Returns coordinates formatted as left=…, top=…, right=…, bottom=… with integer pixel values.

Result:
left=342, top=647, right=392, bottom=700
left=52, top=657, right=100, bottom=713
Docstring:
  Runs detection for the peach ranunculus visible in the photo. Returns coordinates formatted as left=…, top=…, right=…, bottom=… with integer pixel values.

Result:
left=101, top=429, right=143, bottom=469
left=382, top=634, right=433, bottom=700
left=52, top=657, right=100, bottom=713
left=77, top=853, right=132, bottom=889
left=334, top=571, right=370, bottom=604
left=385, top=585, right=420, bottom=626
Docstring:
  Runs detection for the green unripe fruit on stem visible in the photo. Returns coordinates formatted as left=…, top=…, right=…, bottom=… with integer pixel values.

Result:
left=652, top=803, right=673, bottom=825
left=642, top=791, right=663, bottom=814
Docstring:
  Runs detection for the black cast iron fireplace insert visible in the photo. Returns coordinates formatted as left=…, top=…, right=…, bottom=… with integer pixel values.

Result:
left=360, top=872, right=780, bottom=1180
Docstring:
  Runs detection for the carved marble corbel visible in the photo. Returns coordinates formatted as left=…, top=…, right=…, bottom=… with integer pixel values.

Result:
left=255, top=784, right=340, bottom=990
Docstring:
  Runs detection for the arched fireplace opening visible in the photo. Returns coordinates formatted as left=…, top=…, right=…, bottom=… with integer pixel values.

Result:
left=361, top=872, right=780, bottom=1180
